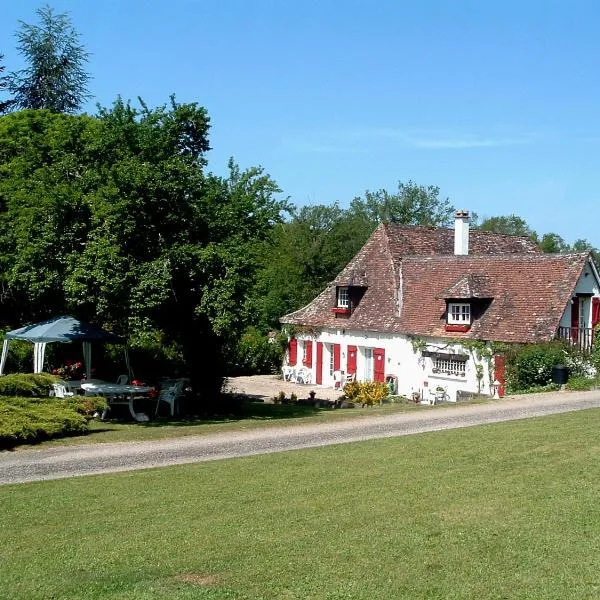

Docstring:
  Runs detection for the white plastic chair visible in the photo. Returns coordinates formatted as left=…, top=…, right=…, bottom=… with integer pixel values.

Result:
left=282, top=366, right=296, bottom=382
left=155, top=379, right=186, bottom=417
left=295, top=367, right=311, bottom=384
left=345, top=372, right=356, bottom=383
left=51, top=382, right=74, bottom=398
left=333, top=370, right=344, bottom=389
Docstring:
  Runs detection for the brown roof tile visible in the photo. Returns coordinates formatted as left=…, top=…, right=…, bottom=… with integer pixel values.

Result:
left=281, top=223, right=585, bottom=343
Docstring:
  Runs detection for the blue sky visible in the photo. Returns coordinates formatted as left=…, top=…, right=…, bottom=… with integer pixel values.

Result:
left=2, top=1, right=599, bottom=245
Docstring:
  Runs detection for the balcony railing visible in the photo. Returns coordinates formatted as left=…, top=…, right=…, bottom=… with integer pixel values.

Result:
left=556, top=327, right=594, bottom=352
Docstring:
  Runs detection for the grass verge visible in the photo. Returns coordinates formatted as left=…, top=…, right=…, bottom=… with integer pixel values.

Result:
left=3, top=408, right=600, bottom=599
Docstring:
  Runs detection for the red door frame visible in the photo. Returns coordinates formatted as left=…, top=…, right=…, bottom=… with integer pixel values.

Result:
left=315, top=342, right=323, bottom=385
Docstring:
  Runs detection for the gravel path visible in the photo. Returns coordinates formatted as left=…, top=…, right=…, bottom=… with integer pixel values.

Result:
left=3, top=389, right=600, bottom=485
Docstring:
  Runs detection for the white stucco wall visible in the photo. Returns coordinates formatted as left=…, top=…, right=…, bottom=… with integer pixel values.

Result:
left=290, top=329, right=493, bottom=402
left=558, top=261, right=600, bottom=329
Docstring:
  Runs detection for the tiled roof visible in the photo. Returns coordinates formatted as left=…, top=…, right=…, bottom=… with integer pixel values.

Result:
left=399, top=253, right=587, bottom=343
left=281, top=222, right=588, bottom=343
left=437, top=273, right=494, bottom=299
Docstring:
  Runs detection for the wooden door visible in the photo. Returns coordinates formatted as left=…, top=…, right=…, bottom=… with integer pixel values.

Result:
left=494, top=354, right=506, bottom=397
left=347, top=345, right=357, bottom=375
left=373, top=347, right=385, bottom=383
left=571, top=297, right=580, bottom=342
left=315, top=342, right=323, bottom=385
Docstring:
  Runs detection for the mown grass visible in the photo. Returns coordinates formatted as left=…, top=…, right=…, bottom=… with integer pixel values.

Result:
left=3, top=408, right=600, bottom=599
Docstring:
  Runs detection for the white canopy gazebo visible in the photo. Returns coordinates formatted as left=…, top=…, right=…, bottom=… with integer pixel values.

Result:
left=0, top=315, right=126, bottom=378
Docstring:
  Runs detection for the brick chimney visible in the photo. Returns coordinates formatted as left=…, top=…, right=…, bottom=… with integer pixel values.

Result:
left=454, top=210, right=470, bottom=255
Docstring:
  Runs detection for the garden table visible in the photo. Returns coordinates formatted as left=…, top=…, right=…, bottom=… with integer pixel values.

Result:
left=81, top=381, right=152, bottom=421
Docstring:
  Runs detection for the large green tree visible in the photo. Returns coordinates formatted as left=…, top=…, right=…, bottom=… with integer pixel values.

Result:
left=0, top=54, right=13, bottom=113
left=476, top=214, right=536, bottom=238
left=0, top=99, right=285, bottom=402
left=7, top=5, right=90, bottom=112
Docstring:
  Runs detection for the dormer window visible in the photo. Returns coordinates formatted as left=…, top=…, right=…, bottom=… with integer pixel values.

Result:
left=448, top=302, right=471, bottom=325
left=337, top=287, right=349, bottom=308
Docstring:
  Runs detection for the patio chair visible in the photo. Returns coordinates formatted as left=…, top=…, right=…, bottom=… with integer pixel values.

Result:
left=155, top=379, right=186, bottom=417
left=345, top=372, right=356, bottom=383
left=333, top=370, right=344, bottom=389
left=116, top=374, right=128, bottom=385
left=282, top=365, right=296, bottom=382
left=51, top=382, right=74, bottom=398
left=295, top=367, right=311, bottom=384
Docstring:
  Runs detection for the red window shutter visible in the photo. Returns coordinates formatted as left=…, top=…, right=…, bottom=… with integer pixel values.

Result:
left=316, top=342, right=323, bottom=385
left=333, top=344, right=341, bottom=372
left=592, top=298, right=600, bottom=329
left=288, top=339, right=297, bottom=366
left=305, top=341, right=313, bottom=368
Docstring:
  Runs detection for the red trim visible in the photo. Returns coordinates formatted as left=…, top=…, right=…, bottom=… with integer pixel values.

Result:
left=445, top=324, right=471, bottom=332
left=347, top=345, right=357, bottom=374
left=304, top=341, right=313, bottom=368
left=331, top=307, right=351, bottom=315
left=373, top=348, right=385, bottom=383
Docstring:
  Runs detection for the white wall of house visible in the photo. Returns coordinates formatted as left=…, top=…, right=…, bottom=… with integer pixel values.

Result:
left=558, top=262, right=600, bottom=329
left=292, top=328, right=493, bottom=402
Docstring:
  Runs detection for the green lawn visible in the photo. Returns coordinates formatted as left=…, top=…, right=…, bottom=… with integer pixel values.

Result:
left=3, top=409, right=600, bottom=599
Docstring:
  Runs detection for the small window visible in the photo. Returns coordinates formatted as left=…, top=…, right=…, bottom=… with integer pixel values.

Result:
left=433, top=357, right=466, bottom=377
left=337, top=287, right=349, bottom=308
left=448, top=302, right=471, bottom=324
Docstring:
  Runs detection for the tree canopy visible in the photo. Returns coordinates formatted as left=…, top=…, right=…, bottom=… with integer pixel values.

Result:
left=0, top=99, right=286, bottom=399
left=6, top=5, right=90, bottom=112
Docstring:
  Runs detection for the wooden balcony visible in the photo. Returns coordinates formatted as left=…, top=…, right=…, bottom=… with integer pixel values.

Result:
left=556, top=326, right=594, bottom=352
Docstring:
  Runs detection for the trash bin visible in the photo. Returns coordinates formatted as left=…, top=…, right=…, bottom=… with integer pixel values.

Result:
left=551, top=365, right=569, bottom=385
left=385, top=375, right=398, bottom=395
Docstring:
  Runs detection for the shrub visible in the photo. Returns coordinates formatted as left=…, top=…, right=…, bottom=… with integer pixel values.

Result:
left=231, top=327, right=286, bottom=375
left=504, top=342, right=567, bottom=392
left=565, top=376, right=598, bottom=392
left=0, top=373, right=59, bottom=397
left=343, top=381, right=388, bottom=406
left=0, top=396, right=90, bottom=448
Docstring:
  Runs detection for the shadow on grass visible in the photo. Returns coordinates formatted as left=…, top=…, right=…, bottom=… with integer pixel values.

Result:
left=98, top=395, right=324, bottom=429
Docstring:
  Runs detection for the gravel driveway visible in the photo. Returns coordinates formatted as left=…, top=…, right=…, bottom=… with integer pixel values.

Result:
left=2, top=389, right=600, bottom=485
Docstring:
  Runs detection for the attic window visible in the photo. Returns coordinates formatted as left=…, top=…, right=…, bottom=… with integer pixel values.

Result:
left=448, top=302, right=471, bottom=325
left=337, top=287, right=349, bottom=308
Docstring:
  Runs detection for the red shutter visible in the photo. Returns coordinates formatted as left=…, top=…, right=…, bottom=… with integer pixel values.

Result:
left=494, top=354, right=506, bottom=398
left=347, top=345, right=357, bottom=375
left=304, top=341, right=313, bottom=368
left=373, top=348, right=385, bottom=383
left=333, top=344, right=341, bottom=372
left=592, top=297, right=600, bottom=329
left=288, top=339, right=297, bottom=366
left=316, top=342, right=323, bottom=385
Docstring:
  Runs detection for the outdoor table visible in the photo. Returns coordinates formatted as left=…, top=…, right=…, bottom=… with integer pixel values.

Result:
left=81, top=381, right=152, bottom=420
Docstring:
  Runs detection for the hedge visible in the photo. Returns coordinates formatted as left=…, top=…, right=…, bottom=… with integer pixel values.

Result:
left=0, top=373, right=59, bottom=397
left=0, top=395, right=107, bottom=448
